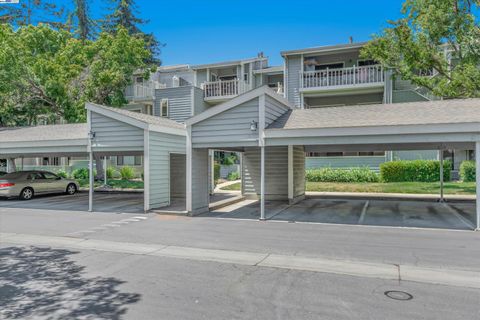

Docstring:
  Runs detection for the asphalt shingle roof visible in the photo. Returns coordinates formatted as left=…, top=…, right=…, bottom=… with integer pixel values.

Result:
left=0, top=123, right=88, bottom=142
left=267, top=99, right=480, bottom=130
left=92, top=104, right=185, bottom=130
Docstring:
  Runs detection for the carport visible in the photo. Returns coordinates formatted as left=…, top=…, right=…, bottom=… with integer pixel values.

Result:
left=186, top=86, right=480, bottom=230
left=0, top=103, right=187, bottom=213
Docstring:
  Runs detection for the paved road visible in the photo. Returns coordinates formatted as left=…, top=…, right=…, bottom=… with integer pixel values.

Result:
left=1, top=206, right=480, bottom=319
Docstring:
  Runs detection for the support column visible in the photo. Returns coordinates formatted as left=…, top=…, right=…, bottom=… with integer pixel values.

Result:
left=439, top=150, right=444, bottom=202
left=103, top=156, right=108, bottom=186
left=88, top=151, right=94, bottom=212
left=288, top=145, right=293, bottom=200
left=476, top=142, right=480, bottom=230
left=260, top=146, right=265, bottom=220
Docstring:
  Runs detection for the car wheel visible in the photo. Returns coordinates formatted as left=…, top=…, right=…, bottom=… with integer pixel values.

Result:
left=20, top=187, right=34, bottom=200
left=66, top=183, right=77, bottom=195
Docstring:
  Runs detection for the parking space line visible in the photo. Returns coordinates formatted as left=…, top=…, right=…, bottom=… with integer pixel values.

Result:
left=442, top=203, right=475, bottom=230
left=357, top=201, right=370, bottom=225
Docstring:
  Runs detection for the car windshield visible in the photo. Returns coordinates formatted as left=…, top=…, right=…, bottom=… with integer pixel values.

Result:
left=1, top=172, right=26, bottom=179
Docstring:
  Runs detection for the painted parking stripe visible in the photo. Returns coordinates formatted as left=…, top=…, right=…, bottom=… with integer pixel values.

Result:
left=357, top=200, right=370, bottom=225
left=442, top=203, right=475, bottom=230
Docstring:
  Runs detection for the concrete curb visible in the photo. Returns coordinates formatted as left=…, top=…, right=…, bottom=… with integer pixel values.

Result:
left=306, top=191, right=475, bottom=202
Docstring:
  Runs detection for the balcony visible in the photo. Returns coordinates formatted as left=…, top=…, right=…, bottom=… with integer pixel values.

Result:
left=203, top=79, right=247, bottom=102
left=125, top=82, right=157, bottom=101
left=300, top=65, right=384, bottom=94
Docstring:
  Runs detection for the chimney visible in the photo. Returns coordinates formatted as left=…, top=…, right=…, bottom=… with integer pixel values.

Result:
left=258, top=52, right=264, bottom=58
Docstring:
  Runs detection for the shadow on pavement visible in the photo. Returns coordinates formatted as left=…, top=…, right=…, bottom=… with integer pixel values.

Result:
left=0, top=246, right=140, bottom=319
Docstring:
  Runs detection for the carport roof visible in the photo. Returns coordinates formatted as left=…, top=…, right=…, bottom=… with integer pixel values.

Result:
left=0, top=123, right=88, bottom=142
left=267, top=98, right=480, bottom=130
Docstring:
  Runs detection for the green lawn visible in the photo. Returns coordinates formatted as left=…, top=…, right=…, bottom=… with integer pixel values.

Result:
left=220, top=182, right=241, bottom=191
left=221, top=181, right=475, bottom=195
left=78, top=179, right=144, bottom=189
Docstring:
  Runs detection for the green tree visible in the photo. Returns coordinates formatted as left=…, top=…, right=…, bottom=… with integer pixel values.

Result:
left=0, top=24, right=152, bottom=126
left=361, top=0, right=480, bottom=98
left=0, top=0, right=66, bottom=28
left=102, top=0, right=162, bottom=64
left=73, top=0, right=96, bottom=41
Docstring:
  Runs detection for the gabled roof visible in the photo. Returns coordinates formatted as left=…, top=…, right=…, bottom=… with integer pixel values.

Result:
left=280, top=42, right=367, bottom=57
left=186, top=86, right=293, bottom=126
left=86, top=103, right=186, bottom=136
left=267, top=98, right=480, bottom=130
left=191, top=56, right=267, bottom=70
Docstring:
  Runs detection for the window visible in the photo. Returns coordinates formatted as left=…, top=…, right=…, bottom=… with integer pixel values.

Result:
left=160, top=99, right=168, bottom=118
left=135, top=76, right=144, bottom=83
left=134, top=156, right=142, bottom=166
left=316, top=63, right=344, bottom=71
left=358, top=59, right=377, bottom=66
left=43, top=172, right=58, bottom=180
left=117, top=156, right=124, bottom=166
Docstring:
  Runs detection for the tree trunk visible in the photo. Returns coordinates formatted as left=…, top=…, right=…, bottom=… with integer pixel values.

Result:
left=94, top=154, right=105, bottom=181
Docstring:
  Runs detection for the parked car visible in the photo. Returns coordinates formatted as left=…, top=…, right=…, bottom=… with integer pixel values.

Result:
left=0, top=170, right=79, bottom=200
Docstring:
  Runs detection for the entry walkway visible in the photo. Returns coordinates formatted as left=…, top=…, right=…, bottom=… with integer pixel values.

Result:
left=202, top=197, right=477, bottom=230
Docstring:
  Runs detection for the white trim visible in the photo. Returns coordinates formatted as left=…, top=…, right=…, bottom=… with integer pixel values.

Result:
left=147, top=124, right=186, bottom=136
left=186, top=126, right=193, bottom=213
left=0, top=139, right=88, bottom=149
left=260, top=145, right=265, bottom=220
left=190, top=86, right=195, bottom=116
left=160, top=98, right=169, bottom=117
left=186, top=86, right=293, bottom=126
left=265, top=122, right=480, bottom=139
left=281, top=42, right=367, bottom=57
left=144, top=129, right=150, bottom=212
left=476, top=141, right=480, bottom=231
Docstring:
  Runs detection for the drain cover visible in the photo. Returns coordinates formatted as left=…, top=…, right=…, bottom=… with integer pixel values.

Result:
left=384, top=290, right=413, bottom=301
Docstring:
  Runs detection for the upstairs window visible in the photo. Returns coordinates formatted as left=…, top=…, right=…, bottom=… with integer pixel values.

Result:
left=357, top=59, right=377, bottom=67
left=160, top=99, right=169, bottom=118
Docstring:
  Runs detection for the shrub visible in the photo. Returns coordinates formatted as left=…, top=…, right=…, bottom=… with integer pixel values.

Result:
left=305, top=167, right=380, bottom=183
left=72, top=168, right=90, bottom=180
left=214, top=163, right=220, bottom=182
left=380, top=160, right=451, bottom=182
left=227, top=171, right=240, bottom=181
left=106, top=166, right=116, bottom=179
left=57, top=170, right=68, bottom=179
left=119, top=166, right=135, bottom=180
left=460, top=161, right=475, bottom=182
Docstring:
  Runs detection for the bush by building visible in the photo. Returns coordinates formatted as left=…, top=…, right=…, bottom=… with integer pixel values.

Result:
left=306, top=167, right=380, bottom=183
left=460, top=161, right=475, bottom=182
left=380, top=160, right=451, bottom=182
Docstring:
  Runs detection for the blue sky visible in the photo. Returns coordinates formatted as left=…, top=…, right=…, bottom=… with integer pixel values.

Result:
left=67, top=0, right=404, bottom=66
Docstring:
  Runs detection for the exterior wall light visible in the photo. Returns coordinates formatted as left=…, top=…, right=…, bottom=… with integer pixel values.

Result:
left=88, top=131, right=96, bottom=140
left=250, top=120, right=258, bottom=132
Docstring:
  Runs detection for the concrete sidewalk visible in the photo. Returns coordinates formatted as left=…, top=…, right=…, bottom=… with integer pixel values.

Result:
left=3, top=232, right=479, bottom=290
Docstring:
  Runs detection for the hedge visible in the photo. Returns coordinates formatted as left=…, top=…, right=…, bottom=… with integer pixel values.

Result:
left=460, top=161, right=475, bottom=182
left=379, top=160, right=451, bottom=182
left=306, top=167, right=380, bottom=183
left=214, top=163, right=220, bottom=182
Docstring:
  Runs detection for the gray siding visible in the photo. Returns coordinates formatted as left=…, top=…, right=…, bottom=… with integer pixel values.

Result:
left=148, top=131, right=186, bottom=209
left=190, top=148, right=209, bottom=214
left=305, top=92, right=383, bottom=108
left=155, top=86, right=193, bottom=123
left=195, top=70, right=207, bottom=86
left=292, top=146, right=305, bottom=198
left=392, top=150, right=438, bottom=161
left=265, top=95, right=290, bottom=126
left=242, top=146, right=288, bottom=200
left=193, top=86, right=209, bottom=115
left=191, top=98, right=259, bottom=148
left=158, top=70, right=194, bottom=88
left=286, top=55, right=302, bottom=106
left=392, top=90, right=428, bottom=103
left=91, top=112, right=144, bottom=152
left=170, top=153, right=186, bottom=198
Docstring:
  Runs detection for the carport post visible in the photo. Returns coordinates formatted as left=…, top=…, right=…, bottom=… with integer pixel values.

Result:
left=260, top=145, right=265, bottom=220
left=476, top=142, right=480, bottom=230
left=88, top=150, right=94, bottom=212
left=103, top=156, right=107, bottom=186
left=439, top=150, right=444, bottom=202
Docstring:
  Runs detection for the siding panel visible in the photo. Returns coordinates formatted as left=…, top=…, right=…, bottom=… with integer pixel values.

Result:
left=286, top=55, right=302, bottom=107
left=91, top=112, right=143, bottom=152
left=155, top=86, right=193, bottom=123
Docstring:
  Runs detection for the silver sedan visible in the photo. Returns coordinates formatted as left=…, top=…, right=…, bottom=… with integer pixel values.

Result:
left=0, top=171, right=79, bottom=200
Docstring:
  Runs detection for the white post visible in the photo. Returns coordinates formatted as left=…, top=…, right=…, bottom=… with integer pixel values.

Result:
left=288, top=145, right=294, bottom=201
left=476, top=141, right=480, bottom=230
left=103, top=156, right=108, bottom=186
left=260, top=145, right=265, bottom=221
left=439, top=150, right=444, bottom=202
left=88, top=151, right=94, bottom=212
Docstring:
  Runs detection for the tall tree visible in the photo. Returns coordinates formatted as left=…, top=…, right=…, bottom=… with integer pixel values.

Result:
left=73, top=0, right=96, bottom=41
left=0, top=24, right=152, bottom=126
left=362, top=0, right=480, bottom=98
left=102, top=0, right=161, bottom=64
left=0, top=0, right=66, bottom=28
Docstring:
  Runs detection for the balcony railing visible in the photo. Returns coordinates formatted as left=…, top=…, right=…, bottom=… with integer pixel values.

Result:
left=203, top=79, right=246, bottom=99
left=301, top=65, right=384, bottom=90
left=125, top=82, right=156, bottom=100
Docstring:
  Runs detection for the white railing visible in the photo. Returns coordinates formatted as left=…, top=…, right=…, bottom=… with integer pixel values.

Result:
left=125, top=82, right=155, bottom=100
left=301, top=65, right=384, bottom=89
left=203, top=79, right=246, bottom=98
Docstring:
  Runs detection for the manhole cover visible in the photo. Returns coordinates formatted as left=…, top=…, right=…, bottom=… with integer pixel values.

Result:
left=384, top=290, right=413, bottom=301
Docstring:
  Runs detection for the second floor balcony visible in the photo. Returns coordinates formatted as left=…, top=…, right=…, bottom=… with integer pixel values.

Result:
left=300, top=65, right=385, bottom=93
left=203, top=79, right=247, bottom=102
left=125, top=81, right=164, bottom=102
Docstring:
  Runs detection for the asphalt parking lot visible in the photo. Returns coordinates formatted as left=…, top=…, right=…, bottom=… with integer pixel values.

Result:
left=0, top=191, right=144, bottom=213
left=204, top=197, right=477, bottom=230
